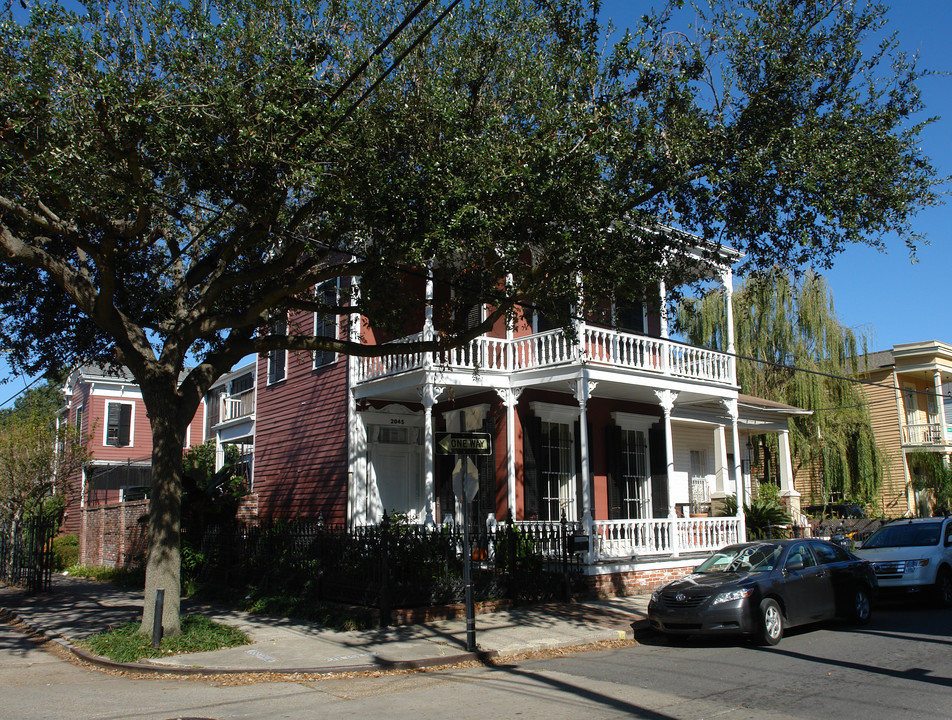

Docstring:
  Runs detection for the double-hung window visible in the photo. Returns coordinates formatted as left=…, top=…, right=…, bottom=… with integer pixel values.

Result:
left=313, top=279, right=339, bottom=368
left=267, top=316, right=287, bottom=384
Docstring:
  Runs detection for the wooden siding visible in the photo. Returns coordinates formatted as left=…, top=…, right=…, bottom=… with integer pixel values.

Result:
left=862, top=368, right=910, bottom=516
left=253, top=343, right=350, bottom=523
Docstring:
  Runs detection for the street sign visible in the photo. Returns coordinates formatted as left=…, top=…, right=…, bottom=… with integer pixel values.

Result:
left=436, top=432, right=492, bottom=456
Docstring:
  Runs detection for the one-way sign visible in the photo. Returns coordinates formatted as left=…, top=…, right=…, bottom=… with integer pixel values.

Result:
left=436, top=432, right=492, bottom=456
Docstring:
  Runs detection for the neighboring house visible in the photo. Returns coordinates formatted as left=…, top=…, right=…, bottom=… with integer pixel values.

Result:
left=59, top=365, right=206, bottom=564
left=856, top=341, right=952, bottom=517
left=204, top=360, right=256, bottom=483
left=247, top=241, right=812, bottom=592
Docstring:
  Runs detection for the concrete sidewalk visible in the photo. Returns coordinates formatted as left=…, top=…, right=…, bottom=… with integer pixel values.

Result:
left=0, top=574, right=649, bottom=675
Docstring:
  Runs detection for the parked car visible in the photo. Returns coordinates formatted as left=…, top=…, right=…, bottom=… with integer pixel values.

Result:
left=854, top=516, right=952, bottom=607
left=647, top=539, right=877, bottom=646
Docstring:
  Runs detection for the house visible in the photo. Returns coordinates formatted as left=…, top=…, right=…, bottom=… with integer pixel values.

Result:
left=855, top=341, right=952, bottom=516
left=247, top=240, right=812, bottom=594
left=59, top=365, right=206, bottom=565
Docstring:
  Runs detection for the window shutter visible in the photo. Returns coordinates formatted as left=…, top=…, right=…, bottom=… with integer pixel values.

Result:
left=648, top=426, right=668, bottom=518
left=522, top=415, right=542, bottom=521
left=605, top=425, right=622, bottom=520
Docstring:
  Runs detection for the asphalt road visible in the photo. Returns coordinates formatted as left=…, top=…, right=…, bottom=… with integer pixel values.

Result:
left=1, top=602, right=949, bottom=720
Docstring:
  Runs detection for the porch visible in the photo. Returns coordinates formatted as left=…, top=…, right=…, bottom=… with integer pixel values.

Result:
left=355, top=326, right=734, bottom=388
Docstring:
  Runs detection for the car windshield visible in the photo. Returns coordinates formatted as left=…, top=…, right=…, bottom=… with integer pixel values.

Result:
left=863, top=522, right=942, bottom=548
left=695, top=545, right=782, bottom=574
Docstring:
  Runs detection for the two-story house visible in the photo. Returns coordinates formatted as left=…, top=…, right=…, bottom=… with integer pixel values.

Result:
left=856, top=341, right=952, bottom=516
left=247, top=241, right=811, bottom=592
left=59, top=365, right=206, bottom=565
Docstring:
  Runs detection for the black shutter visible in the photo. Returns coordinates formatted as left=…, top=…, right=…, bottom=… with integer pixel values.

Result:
left=522, top=415, right=542, bottom=521
left=117, top=404, right=131, bottom=446
left=648, top=425, right=668, bottom=518
left=605, top=425, right=622, bottom=520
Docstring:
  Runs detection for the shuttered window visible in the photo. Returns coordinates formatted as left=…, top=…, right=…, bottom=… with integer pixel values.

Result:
left=105, top=402, right=132, bottom=447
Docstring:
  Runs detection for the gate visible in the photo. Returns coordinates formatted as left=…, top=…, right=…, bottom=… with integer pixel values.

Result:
left=0, top=515, right=57, bottom=594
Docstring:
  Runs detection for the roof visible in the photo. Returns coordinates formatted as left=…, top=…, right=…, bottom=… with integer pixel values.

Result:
left=737, top=393, right=812, bottom=416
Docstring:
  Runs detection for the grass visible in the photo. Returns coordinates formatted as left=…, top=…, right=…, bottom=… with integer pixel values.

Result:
left=64, top=564, right=145, bottom=588
left=79, top=615, right=250, bottom=663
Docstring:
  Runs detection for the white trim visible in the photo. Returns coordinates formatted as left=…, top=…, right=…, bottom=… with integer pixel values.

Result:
left=611, top=411, right=656, bottom=433
left=529, top=401, right=580, bottom=424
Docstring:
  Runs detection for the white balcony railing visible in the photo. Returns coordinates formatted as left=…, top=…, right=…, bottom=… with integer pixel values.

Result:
left=356, top=327, right=734, bottom=386
left=901, top=422, right=944, bottom=445
left=592, top=516, right=742, bottom=561
left=220, top=388, right=255, bottom=423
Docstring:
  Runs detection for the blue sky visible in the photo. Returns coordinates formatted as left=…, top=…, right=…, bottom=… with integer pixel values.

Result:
left=1, top=1, right=947, bottom=406
left=601, top=1, right=951, bottom=352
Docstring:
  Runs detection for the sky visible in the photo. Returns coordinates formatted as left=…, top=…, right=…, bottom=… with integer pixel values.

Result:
left=601, top=1, right=952, bottom=353
left=1, top=1, right=949, bottom=407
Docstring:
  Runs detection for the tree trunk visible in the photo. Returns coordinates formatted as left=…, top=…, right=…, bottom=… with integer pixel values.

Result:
left=138, top=390, right=187, bottom=638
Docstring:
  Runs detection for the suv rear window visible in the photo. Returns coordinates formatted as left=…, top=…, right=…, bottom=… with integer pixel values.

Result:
left=863, top=522, right=942, bottom=549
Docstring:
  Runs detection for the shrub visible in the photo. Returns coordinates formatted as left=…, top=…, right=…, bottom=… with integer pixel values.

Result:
left=51, top=533, right=79, bottom=570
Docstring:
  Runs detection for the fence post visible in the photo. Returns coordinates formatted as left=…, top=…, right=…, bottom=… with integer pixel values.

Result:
left=561, top=512, right=570, bottom=601
left=379, top=512, right=391, bottom=627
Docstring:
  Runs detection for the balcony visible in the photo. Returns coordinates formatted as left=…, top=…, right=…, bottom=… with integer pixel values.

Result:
left=901, top=422, right=945, bottom=446
left=356, top=327, right=734, bottom=388
left=219, top=388, right=255, bottom=425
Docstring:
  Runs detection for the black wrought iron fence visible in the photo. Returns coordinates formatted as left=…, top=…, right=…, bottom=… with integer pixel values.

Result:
left=182, top=514, right=585, bottom=624
left=0, top=515, right=57, bottom=594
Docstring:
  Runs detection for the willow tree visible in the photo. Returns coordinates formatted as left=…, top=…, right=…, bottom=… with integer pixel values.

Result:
left=1, top=0, right=937, bottom=634
left=676, top=269, right=884, bottom=505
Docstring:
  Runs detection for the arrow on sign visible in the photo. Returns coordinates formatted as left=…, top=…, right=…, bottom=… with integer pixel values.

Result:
left=436, top=432, right=492, bottom=455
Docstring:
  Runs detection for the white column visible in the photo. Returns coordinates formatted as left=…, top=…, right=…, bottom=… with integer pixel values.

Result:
left=714, top=424, right=729, bottom=497
left=721, top=267, right=736, bottom=384
left=935, top=370, right=949, bottom=445
left=655, top=389, right=679, bottom=556
left=722, top=398, right=746, bottom=539
left=571, top=377, right=597, bottom=525
left=497, top=387, right=523, bottom=520
left=418, top=382, right=445, bottom=526
left=777, top=428, right=801, bottom=521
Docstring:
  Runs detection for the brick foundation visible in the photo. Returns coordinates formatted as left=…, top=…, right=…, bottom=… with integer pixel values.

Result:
left=586, top=566, right=694, bottom=598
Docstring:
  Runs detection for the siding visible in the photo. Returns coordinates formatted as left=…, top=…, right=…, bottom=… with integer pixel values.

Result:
left=862, top=368, right=909, bottom=516
left=253, top=344, right=350, bottom=523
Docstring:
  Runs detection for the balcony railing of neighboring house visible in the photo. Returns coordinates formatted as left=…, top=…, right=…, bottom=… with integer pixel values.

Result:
left=220, top=388, right=255, bottom=424
left=592, top=516, right=742, bottom=561
left=356, top=327, right=734, bottom=386
left=901, top=422, right=943, bottom=446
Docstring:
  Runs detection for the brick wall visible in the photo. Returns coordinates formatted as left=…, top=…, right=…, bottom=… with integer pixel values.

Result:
left=586, top=566, right=694, bottom=598
left=79, top=501, right=149, bottom=568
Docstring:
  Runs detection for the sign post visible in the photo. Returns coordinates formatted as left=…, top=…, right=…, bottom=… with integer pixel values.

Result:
left=436, top=431, right=492, bottom=653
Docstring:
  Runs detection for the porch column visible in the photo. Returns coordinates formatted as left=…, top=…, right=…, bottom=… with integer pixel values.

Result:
left=720, top=267, right=736, bottom=384
left=712, top=424, right=730, bottom=514
left=655, top=389, right=679, bottom=556
left=777, top=428, right=801, bottom=520
left=935, top=370, right=949, bottom=445
left=497, top=387, right=523, bottom=521
left=572, top=376, right=597, bottom=522
left=659, top=278, right=669, bottom=340
left=722, top=398, right=746, bottom=539
left=418, top=382, right=445, bottom=526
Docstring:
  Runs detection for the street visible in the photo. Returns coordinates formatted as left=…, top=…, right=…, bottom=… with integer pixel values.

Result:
left=1, top=603, right=949, bottom=720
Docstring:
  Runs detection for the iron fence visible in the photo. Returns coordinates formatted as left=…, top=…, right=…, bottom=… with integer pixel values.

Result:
left=0, top=515, right=57, bottom=593
left=182, top=514, right=585, bottom=624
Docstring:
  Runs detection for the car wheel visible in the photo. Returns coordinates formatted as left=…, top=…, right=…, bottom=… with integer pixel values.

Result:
left=758, top=598, right=783, bottom=646
left=850, top=585, right=871, bottom=625
left=934, top=568, right=952, bottom=609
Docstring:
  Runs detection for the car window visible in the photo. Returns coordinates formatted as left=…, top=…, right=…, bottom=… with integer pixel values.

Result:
left=695, top=545, right=781, bottom=573
left=863, top=522, right=942, bottom=548
left=812, top=541, right=850, bottom=564
left=786, top=543, right=817, bottom=569
left=945, top=523, right=952, bottom=546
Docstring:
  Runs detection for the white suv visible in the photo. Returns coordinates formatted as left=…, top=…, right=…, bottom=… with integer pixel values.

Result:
left=856, top=517, right=952, bottom=607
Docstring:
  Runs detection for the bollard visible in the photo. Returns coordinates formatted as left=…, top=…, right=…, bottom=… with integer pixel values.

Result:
left=152, top=588, right=165, bottom=648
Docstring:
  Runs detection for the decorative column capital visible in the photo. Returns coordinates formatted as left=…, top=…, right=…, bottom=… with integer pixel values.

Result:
left=496, top=387, right=524, bottom=408
left=654, top=389, right=678, bottom=416
left=417, top=384, right=445, bottom=408
left=721, top=397, right=738, bottom=421
left=570, top=379, right=598, bottom=405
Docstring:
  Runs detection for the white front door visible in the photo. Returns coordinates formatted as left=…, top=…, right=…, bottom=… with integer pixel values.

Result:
left=367, top=426, right=424, bottom=522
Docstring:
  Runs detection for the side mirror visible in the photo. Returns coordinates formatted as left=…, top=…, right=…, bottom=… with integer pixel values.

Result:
left=785, top=559, right=804, bottom=573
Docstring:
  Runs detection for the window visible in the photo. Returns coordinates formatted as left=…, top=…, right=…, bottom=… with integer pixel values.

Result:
left=613, top=300, right=646, bottom=334
left=313, top=279, right=339, bottom=368
left=813, top=541, right=850, bottom=565
left=540, top=420, right=575, bottom=521
left=617, top=428, right=650, bottom=519
left=690, top=450, right=709, bottom=513
left=74, top=404, right=85, bottom=438
left=267, top=316, right=287, bottom=384
left=105, top=402, right=133, bottom=447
